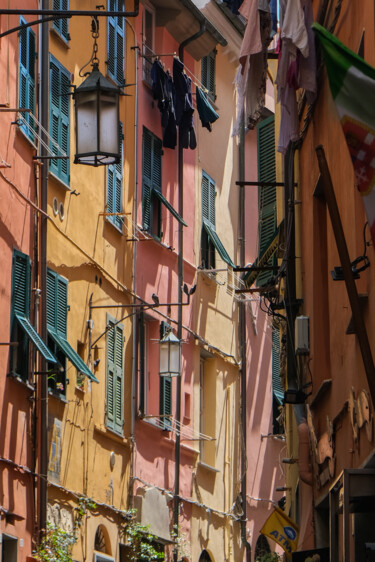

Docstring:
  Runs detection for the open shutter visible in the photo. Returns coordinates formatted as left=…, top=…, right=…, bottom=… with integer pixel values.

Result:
left=12, top=251, right=31, bottom=317
left=107, top=123, right=123, bottom=229
left=107, top=0, right=124, bottom=85
left=53, top=0, right=69, bottom=41
left=19, top=19, right=35, bottom=140
left=142, top=128, right=153, bottom=230
left=49, top=57, right=70, bottom=184
left=202, top=51, right=216, bottom=101
left=46, top=269, right=68, bottom=336
left=257, top=115, right=276, bottom=287
left=160, top=376, right=172, bottom=430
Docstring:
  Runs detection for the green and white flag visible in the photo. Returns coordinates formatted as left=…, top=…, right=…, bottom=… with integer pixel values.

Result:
left=313, top=22, right=375, bottom=243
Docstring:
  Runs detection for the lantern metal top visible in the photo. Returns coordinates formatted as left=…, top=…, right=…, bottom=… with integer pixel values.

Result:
left=74, top=63, right=121, bottom=95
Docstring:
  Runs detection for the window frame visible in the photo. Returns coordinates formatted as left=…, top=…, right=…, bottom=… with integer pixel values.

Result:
left=49, top=54, right=71, bottom=185
left=201, top=50, right=216, bottom=102
left=201, top=171, right=216, bottom=269
left=105, top=314, right=124, bottom=435
left=107, top=0, right=125, bottom=86
left=52, top=0, right=70, bottom=43
left=19, top=17, right=36, bottom=141
left=142, top=3, right=155, bottom=84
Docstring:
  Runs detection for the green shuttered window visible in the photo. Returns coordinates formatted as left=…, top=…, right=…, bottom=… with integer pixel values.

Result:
left=10, top=251, right=56, bottom=380
left=257, top=115, right=276, bottom=287
left=52, top=0, right=69, bottom=42
left=19, top=18, right=35, bottom=140
left=160, top=376, right=172, bottom=430
left=49, top=56, right=70, bottom=185
left=106, top=316, right=124, bottom=434
left=107, top=0, right=124, bottom=85
left=142, top=127, right=162, bottom=236
left=107, top=123, right=123, bottom=230
left=201, top=50, right=216, bottom=102
left=201, top=171, right=234, bottom=268
left=272, top=327, right=284, bottom=434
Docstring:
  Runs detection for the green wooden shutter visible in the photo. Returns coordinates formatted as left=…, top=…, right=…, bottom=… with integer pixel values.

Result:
left=107, top=0, right=124, bottom=85
left=142, top=128, right=152, bottom=230
left=272, top=327, right=283, bottom=404
left=49, top=56, right=70, bottom=185
left=142, top=128, right=162, bottom=234
left=46, top=269, right=68, bottom=336
left=257, top=115, right=276, bottom=287
left=107, top=123, right=123, bottom=229
left=139, top=310, right=145, bottom=415
left=201, top=51, right=216, bottom=101
left=106, top=319, right=124, bottom=433
left=160, top=376, right=172, bottom=430
left=52, top=0, right=69, bottom=42
left=19, top=18, right=35, bottom=140
left=12, top=251, right=31, bottom=317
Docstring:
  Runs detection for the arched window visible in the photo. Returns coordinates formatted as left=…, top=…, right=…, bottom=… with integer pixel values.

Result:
left=94, top=525, right=111, bottom=555
left=199, top=550, right=212, bottom=562
left=254, top=534, right=271, bottom=560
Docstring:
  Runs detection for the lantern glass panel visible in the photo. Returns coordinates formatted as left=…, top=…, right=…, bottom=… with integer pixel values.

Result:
left=75, top=91, right=98, bottom=155
left=99, top=95, right=119, bottom=154
left=159, top=342, right=170, bottom=374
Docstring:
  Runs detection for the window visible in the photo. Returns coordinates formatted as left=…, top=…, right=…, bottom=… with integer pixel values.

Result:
left=19, top=17, right=36, bottom=140
left=159, top=376, right=172, bottom=430
left=107, top=123, right=123, bottom=230
left=142, top=5, right=155, bottom=84
left=138, top=309, right=149, bottom=416
left=46, top=269, right=97, bottom=396
left=272, top=327, right=284, bottom=434
left=52, top=0, right=70, bottom=42
left=257, top=114, right=277, bottom=287
left=10, top=250, right=56, bottom=380
left=107, top=0, right=124, bottom=85
left=201, top=50, right=216, bottom=102
left=49, top=55, right=70, bottom=185
left=142, top=128, right=162, bottom=237
left=106, top=316, right=124, bottom=434
left=201, top=172, right=234, bottom=269
left=1, top=534, right=17, bottom=562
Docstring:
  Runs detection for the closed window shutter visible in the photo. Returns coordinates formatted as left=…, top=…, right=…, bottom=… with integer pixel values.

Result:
left=49, top=56, right=70, bottom=184
left=52, top=0, right=69, bottom=41
left=107, top=0, right=124, bottom=85
left=160, top=376, right=172, bottom=430
left=46, top=269, right=68, bottom=336
left=106, top=319, right=124, bottom=433
left=12, top=252, right=31, bottom=317
left=201, top=172, right=215, bottom=227
left=19, top=19, right=35, bottom=140
left=257, top=115, right=276, bottom=287
left=107, top=123, right=123, bottom=229
left=142, top=128, right=153, bottom=230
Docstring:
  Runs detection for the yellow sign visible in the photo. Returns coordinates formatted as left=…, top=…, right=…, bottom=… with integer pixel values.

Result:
left=261, top=507, right=299, bottom=555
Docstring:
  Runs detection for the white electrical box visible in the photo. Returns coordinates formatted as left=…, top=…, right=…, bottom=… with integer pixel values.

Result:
left=295, top=315, right=309, bottom=355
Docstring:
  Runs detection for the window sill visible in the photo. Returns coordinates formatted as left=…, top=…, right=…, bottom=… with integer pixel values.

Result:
left=197, top=460, right=219, bottom=473
left=48, top=390, right=68, bottom=403
left=138, top=416, right=173, bottom=437
left=7, top=373, right=35, bottom=393
left=48, top=171, right=71, bottom=192
left=16, top=125, right=38, bottom=151
left=50, top=27, right=70, bottom=48
left=104, top=216, right=123, bottom=235
left=94, top=423, right=130, bottom=446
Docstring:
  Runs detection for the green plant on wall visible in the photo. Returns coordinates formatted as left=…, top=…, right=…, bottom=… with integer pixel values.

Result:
left=34, top=496, right=97, bottom=562
left=125, top=519, right=165, bottom=561
left=256, top=553, right=283, bottom=562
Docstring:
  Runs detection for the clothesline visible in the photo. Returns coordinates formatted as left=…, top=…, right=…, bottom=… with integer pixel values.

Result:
left=139, top=47, right=210, bottom=95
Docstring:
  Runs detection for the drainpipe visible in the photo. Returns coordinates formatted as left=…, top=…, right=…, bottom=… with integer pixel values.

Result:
left=173, top=22, right=205, bottom=562
left=239, top=118, right=251, bottom=560
left=38, top=0, right=49, bottom=536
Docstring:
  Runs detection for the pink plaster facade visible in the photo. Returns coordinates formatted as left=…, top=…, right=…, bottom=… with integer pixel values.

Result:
left=0, top=3, right=39, bottom=560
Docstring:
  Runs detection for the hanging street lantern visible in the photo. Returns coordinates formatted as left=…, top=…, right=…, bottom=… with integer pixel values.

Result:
left=73, top=16, right=121, bottom=166
left=73, top=63, right=121, bottom=166
left=159, top=329, right=181, bottom=377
